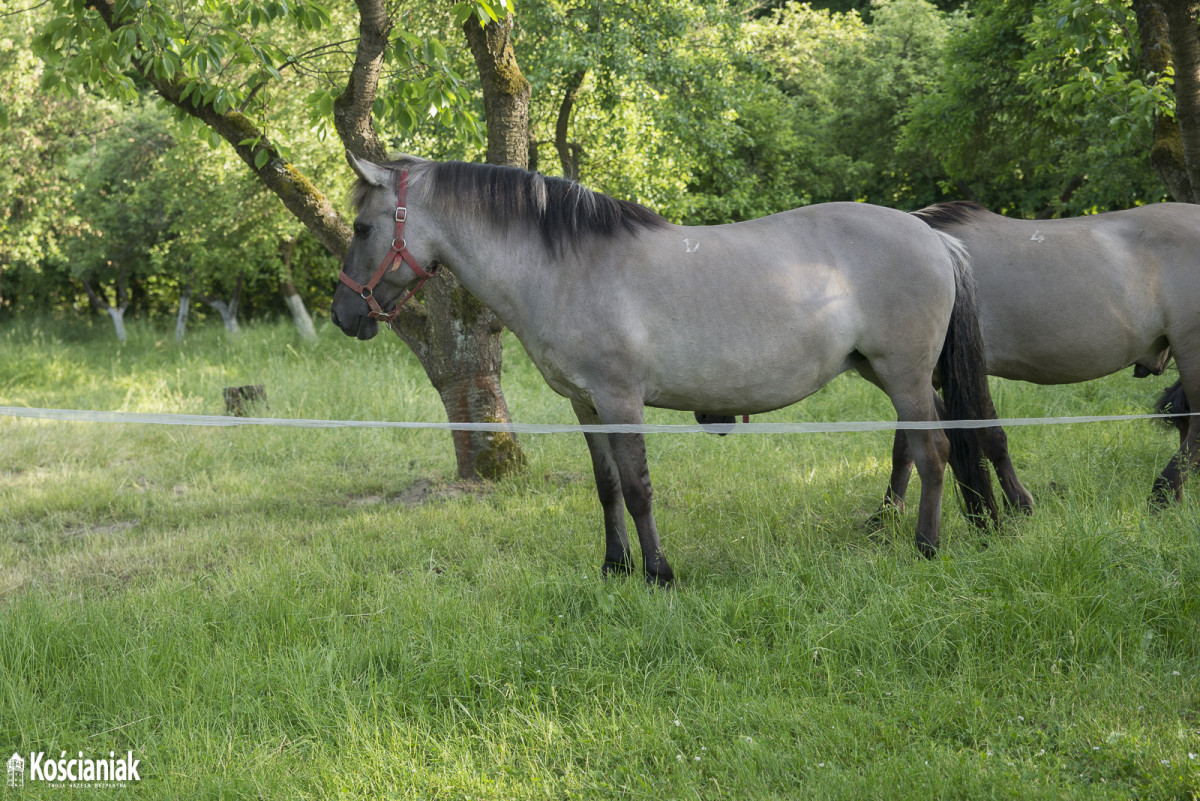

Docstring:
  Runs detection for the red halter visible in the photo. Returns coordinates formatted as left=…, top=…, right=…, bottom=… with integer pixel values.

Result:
left=338, top=169, right=437, bottom=326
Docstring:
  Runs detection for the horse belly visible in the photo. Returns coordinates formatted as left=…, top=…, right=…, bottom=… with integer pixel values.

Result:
left=641, top=325, right=860, bottom=415
left=971, top=238, right=1168, bottom=384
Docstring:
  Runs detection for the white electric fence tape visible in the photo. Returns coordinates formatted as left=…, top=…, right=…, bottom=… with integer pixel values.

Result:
left=0, top=406, right=1196, bottom=434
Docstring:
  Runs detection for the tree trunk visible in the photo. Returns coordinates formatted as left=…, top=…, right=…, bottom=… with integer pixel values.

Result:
left=175, top=282, right=192, bottom=343
left=282, top=282, right=316, bottom=341
left=106, top=306, right=128, bottom=343
left=463, top=12, right=533, bottom=167
left=393, top=277, right=525, bottom=479
left=1134, top=0, right=1193, bottom=201
left=80, top=268, right=129, bottom=343
left=204, top=275, right=242, bottom=334
left=279, top=238, right=317, bottom=342
left=331, top=2, right=529, bottom=480
left=1164, top=1, right=1200, bottom=201
left=555, top=70, right=588, bottom=181
left=398, top=10, right=535, bottom=480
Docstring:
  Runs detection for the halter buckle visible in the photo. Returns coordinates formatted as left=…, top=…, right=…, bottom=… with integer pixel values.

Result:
left=395, top=207, right=407, bottom=222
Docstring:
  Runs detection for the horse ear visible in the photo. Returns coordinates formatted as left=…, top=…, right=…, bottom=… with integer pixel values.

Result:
left=345, top=150, right=390, bottom=187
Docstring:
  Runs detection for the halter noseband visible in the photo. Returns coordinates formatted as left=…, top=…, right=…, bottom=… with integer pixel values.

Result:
left=338, top=169, right=437, bottom=326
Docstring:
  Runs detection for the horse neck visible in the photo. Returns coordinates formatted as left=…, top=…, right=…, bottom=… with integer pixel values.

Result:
left=424, top=210, right=562, bottom=333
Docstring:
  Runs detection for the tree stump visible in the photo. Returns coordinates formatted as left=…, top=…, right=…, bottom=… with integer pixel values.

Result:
left=224, top=385, right=268, bottom=417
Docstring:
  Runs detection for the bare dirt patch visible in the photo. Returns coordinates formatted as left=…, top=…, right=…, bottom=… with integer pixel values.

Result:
left=346, top=478, right=490, bottom=508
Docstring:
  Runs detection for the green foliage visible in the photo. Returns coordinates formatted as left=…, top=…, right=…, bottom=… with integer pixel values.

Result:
left=32, top=1, right=486, bottom=159
left=453, top=0, right=512, bottom=27
left=901, top=0, right=1169, bottom=215
left=5, top=0, right=1182, bottom=329
left=518, top=0, right=962, bottom=222
left=1, top=319, right=1198, bottom=797
left=63, top=103, right=175, bottom=285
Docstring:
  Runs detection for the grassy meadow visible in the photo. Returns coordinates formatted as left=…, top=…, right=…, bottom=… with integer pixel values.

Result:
left=1, top=316, right=1198, bottom=799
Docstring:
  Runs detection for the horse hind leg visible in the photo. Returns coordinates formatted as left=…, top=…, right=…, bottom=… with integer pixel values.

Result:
left=901, top=416, right=950, bottom=559
left=935, top=389, right=1032, bottom=515
left=1150, top=371, right=1199, bottom=506
left=875, top=392, right=1033, bottom=521
left=869, top=371, right=951, bottom=556
left=973, top=398, right=1035, bottom=514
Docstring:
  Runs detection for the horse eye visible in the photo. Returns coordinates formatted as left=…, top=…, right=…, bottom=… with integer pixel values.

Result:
left=353, top=223, right=371, bottom=239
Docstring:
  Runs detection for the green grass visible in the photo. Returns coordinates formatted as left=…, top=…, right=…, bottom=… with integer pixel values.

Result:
left=1, top=316, right=1198, bottom=799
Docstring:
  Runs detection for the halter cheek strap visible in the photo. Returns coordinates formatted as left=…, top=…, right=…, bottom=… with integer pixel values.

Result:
left=338, top=169, right=438, bottom=326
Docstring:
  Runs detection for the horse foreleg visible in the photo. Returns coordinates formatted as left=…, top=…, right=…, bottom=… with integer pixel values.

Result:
left=609, top=429, right=674, bottom=587
left=573, top=402, right=634, bottom=577
left=575, top=400, right=674, bottom=587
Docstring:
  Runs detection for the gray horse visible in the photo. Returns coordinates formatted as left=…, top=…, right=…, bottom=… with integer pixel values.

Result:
left=331, top=154, right=1000, bottom=584
left=879, top=201, right=1199, bottom=514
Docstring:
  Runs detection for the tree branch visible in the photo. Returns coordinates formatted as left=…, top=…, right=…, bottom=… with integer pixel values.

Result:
left=2, top=0, right=51, bottom=20
left=79, top=279, right=110, bottom=312
left=85, top=0, right=352, bottom=259
left=555, top=70, right=587, bottom=180
left=332, top=0, right=391, bottom=162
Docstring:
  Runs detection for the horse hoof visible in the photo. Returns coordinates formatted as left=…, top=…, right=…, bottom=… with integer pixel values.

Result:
left=915, top=538, right=938, bottom=560
left=1005, top=491, right=1035, bottom=516
left=602, top=559, right=634, bottom=579
left=645, top=571, right=674, bottom=590
left=865, top=505, right=903, bottom=531
left=1148, top=477, right=1181, bottom=509
left=642, top=559, right=675, bottom=588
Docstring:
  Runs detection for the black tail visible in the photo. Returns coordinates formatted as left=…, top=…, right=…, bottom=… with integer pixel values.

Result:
left=1155, top=379, right=1190, bottom=437
left=934, top=231, right=1000, bottom=529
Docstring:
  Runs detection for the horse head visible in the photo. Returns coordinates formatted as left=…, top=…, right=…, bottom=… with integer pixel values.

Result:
left=331, top=151, right=439, bottom=340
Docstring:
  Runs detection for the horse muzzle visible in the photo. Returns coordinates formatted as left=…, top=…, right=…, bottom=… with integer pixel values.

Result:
left=330, top=305, right=379, bottom=340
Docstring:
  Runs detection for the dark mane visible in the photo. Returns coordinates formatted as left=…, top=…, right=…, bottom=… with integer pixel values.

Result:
left=356, top=158, right=668, bottom=253
left=911, top=200, right=990, bottom=230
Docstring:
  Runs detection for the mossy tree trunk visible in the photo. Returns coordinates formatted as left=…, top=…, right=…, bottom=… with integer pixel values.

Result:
left=463, top=13, right=533, bottom=169
left=554, top=70, right=588, bottom=181
left=1164, top=1, right=1200, bottom=202
left=1135, top=0, right=1200, bottom=202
